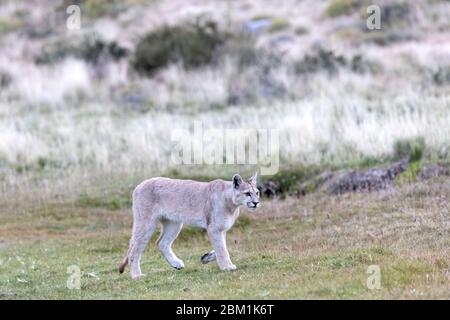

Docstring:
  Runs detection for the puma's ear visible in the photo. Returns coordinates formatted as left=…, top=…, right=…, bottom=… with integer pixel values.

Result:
left=232, top=174, right=243, bottom=189
left=249, top=172, right=258, bottom=184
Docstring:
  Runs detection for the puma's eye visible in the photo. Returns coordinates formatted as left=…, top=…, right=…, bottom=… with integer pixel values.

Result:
left=245, top=192, right=251, bottom=197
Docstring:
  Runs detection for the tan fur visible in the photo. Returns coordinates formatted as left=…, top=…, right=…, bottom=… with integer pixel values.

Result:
left=119, top=173, right=260, bottom=279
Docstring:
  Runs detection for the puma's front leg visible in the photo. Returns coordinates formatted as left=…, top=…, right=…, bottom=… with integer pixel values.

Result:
left=207, top=229, right=236, bottom=271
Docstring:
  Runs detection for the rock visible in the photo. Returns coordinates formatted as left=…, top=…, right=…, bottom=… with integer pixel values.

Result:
left=323, top=159, right=409, bottom=195
left=260, top=159, right=448, bottom=198
left=299, top=171, right=334, bottom=195
left=418, top=164, right=449, bottom=180
left=259, top=180, right=280, bottom=197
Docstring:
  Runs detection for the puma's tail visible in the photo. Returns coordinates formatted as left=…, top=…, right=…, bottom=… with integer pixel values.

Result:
left=119, top=246, right=132, bottom=274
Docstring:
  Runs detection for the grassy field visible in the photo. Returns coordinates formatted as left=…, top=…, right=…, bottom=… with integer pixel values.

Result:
left=1, top=178, right=448, bottom=299
left=1, top=0, right=450, bottom=300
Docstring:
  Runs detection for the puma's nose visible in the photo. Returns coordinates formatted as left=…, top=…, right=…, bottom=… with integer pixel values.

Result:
left=252, top=201, right=259, bottom=206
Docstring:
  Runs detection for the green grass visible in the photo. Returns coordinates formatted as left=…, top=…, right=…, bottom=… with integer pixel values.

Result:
left=0, top=232, right=420, bottom=299
left=395, top=161, right=422, bottom=186
left=393, top=136, right=426, bottom=162
left=0, top=17, right=23, bottom=36
left=76, top=191, right=132, bottom=210
left=0, top=227, right=441, bottom=299
left=1, top=178, right=449, bottom=299
left=267, top=17, right=290, bottom=33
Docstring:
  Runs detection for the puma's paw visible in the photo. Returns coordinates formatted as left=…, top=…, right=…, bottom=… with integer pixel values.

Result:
left=220, top=264, right=237, bottom=271
left=131, top=273, right=145, bottom=280
left=171, top=259, right=185, bottom=270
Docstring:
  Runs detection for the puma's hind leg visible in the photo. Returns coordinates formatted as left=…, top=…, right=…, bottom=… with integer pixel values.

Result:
left=128, top=218, right=158, bottom=279
left=157, top=220, right=184, bottom=270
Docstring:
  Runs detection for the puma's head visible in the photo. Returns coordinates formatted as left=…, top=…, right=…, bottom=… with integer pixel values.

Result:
left=231, top=173, right=260, bottom=209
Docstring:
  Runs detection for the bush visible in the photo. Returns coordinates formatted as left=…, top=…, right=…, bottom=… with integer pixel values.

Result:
left=294, top=48, right=379, bottom=75
left=350, top=54, right=381, bottom=73
left=294, top=48, right=346, bottom=75
left=395, top=161, right=422, bottom=186
left=0, top=17, right=23, bottom=36
left=0, top=70, right=12, bottom=88
left=295, top=26, right=309, bottom=35
left=380, top=2, right=412, bottom=27
left=361, top=30, right=415, bottom=46
left=360, top=2, right=414, bottom=45
left=268, top=17, right=290, bottom=33
left=82, top=0, right=125, bottom=19
left=433, top=66, right=450, bottom=85
left=262, top=167, right=319, bottom=195
left=325, top=0, right=360, bottom=17
left=220, top=34, right=258, bottom=68
left=132, top=19, right=227, bottom=76
left=35, top=36, right=127, bottom=65
left=393, top=137, right=425, bottom=162
left=81, top=39, right=128, bottom=63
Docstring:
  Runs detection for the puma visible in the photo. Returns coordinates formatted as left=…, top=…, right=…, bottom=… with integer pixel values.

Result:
left=119, top=173, right=260, bottom=279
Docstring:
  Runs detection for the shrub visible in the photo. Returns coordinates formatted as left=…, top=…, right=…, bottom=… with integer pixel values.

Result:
left=268, top=17, right=290, bottom=33
left=433, top=66, right=450, bottom=85
left=262, top=167, right=320, bottom=195
left=0, top=70, right=12, bottom=88
left=395, top=161, right=422, bottom=186
left=361, top=28, right=415, bottom=46
left=350, top=54, right=381, bottom=73
left=82, top=0, right=125, bottom=19
left=35, top=36, right=127, bottom=65
left=360, top=2, right=414, bottom=45
left=246, top=15, right=289, bottom=33
left=393, top=137, right=425, bottom=162
left=358, top=155, right=383, bottom=168
left=81, top=39, right=128, bottom=63
left=294, top=48, right=380, bottom=75
left=294, top=48, right=347, bottom=75
left=220, top=34, right=258, bottom=68
left=0, top=17, right=23, bottom=36
left=380, top=2, right=412, bottom=27
left=132, top=18, right=227, bottom=76
left=295, top=26, right=309, bottom=35
left=325, top=0, right=360, bottom=17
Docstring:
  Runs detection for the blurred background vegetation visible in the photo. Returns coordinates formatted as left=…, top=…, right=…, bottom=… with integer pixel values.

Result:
left=0, top=0, right=449, bottom=194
